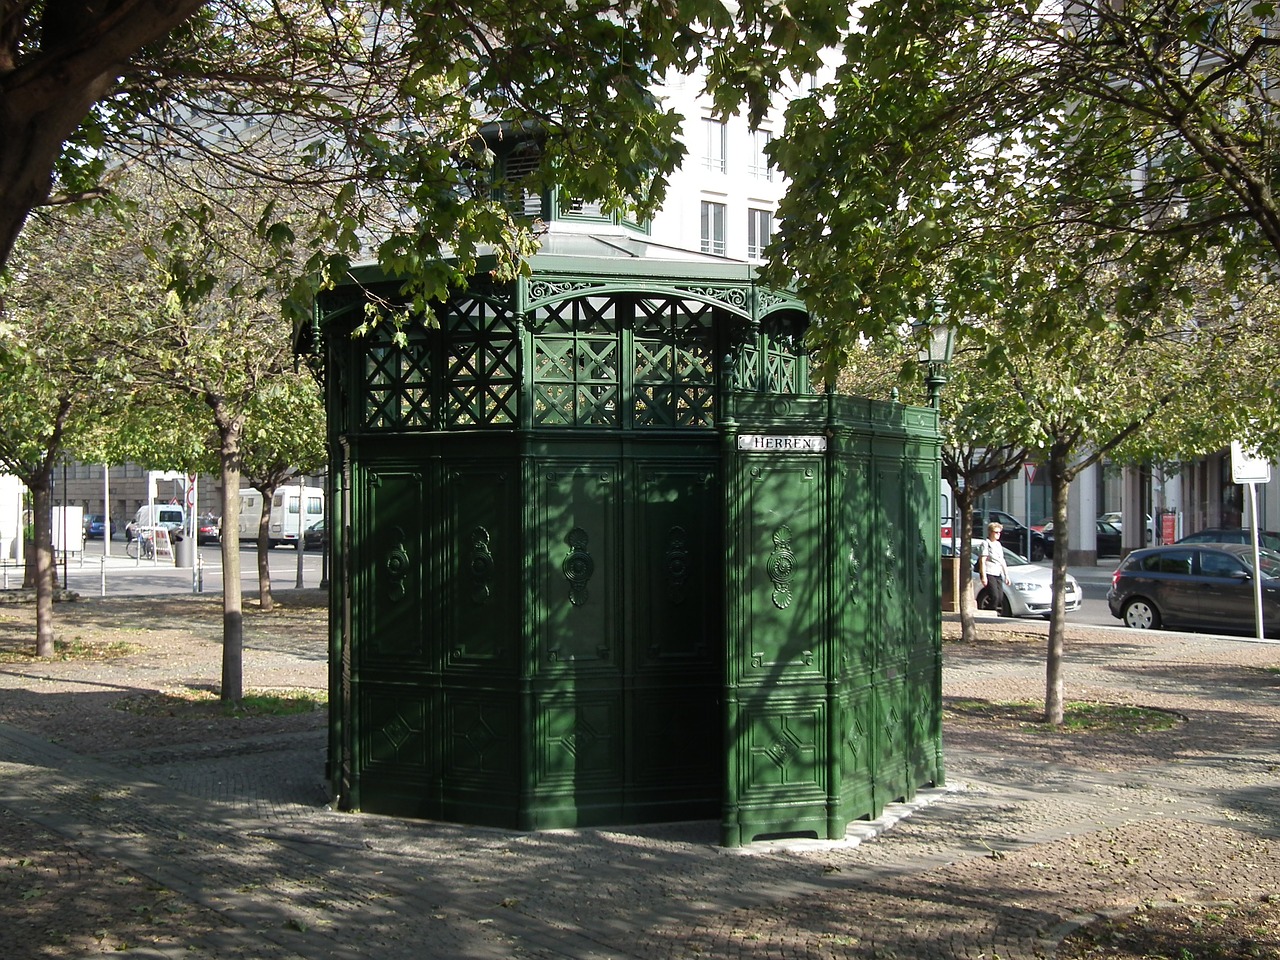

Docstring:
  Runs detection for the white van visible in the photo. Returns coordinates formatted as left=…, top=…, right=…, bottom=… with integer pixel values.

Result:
left=238, top=485, right=324, bottom=548
left=236, top=489, right=263, bottom=541
left=128, top=504, right=186, bottom=540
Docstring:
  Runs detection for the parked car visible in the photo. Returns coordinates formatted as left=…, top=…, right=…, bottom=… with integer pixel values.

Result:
left=1107, top=543, right=1280, bottom=636
left=303, top=519, right=327, bottom=550
left=1095, top=519, right=1122, bottom=558
left=1042, top=519, right=1123, bottom=558
left=83, top=514, right=117, bottom=540
left=196, top=514, right=221, bottom=545
left=972, top=510, right=1052, bottom=562
left=945, top=542, right=1082, bottom=618
left=1177, top=527, right=1280, bottom=552
left=1099, top=511, right=1154, bottom=544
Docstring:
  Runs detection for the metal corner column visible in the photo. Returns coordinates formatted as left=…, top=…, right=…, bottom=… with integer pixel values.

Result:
left=823, top=392, right=845, bottom=840
left=718, top=389, right=743, bottom=848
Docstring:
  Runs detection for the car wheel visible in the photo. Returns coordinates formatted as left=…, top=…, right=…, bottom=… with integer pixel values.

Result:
left=1000, top=596, right=1013, bottom=618
left=1122, top=598, right=1161, bottom=631
left=976, top=587, right=994, bottom=611
left=1030, top=543, right=1045, bottom=561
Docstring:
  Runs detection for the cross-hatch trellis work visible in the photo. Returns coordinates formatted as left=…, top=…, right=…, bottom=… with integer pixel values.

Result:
left=347, top=283, right=806, bottom=434
left=313, top=245, right=943, bottom=846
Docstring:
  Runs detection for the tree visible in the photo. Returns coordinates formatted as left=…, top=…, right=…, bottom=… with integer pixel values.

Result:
left=2, top=0, right=843, bottom=301
left=828, top=333, right=1034, bottom=642
left=766, top=0, right=1280, bottom=349
left=936, top=362, right=1031, bottom=642
left=0, top=218, right=131, bottom=655
left=760, top=0, right=1280, bottom=722
left=996, top=317, right=1182, bottom=724
left=100, top=176, right=327, bottom=703
left=238, top=376, right=326, bottom=612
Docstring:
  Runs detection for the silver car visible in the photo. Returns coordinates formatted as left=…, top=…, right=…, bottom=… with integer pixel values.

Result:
left=948, top=543, right=1082, bottom=618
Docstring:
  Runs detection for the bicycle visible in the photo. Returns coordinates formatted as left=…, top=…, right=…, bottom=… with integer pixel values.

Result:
left=126, top=530, right=156, bottom=560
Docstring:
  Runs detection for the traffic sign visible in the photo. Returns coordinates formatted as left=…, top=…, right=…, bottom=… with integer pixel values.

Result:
left=1231, top=441, right=1271, bottom=485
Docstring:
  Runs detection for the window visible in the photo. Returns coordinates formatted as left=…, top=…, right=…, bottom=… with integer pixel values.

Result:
left=749, top=129, right=773, bottom=181
left=1198, top=551, right=1244, bottom=578
left=502, top=143, right=543, bottom=218
left=564, top=197, right=604, bottom=218
left=700, top=201, right=726, bottom=255
left=1140, top=550, right=1193, bottom=575
left=747, top=208, right=773, bottom=259
left=702, top=118, right=726, bottom=173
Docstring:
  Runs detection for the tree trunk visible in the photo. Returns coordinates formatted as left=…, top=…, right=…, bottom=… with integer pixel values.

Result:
left=30, top=480, right=56, bottom=658
left=257, top=483, right=276, bottom=612
left=1044, top=446, right=1072, bottom=726
left=218, top=436, right=244, bottom=704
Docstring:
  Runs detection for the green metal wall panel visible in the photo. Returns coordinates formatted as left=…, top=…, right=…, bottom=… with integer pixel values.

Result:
left=351, top=683, right=436, bottom=817
left=839, top=690, right=879, bottom=821
left=730, top=460, right=826, bottom=685
left=531, top=691, right=626, bottom=826
left=628, top=686, right=720, bottom=814
left=630, top=462, right=719, bottom=672
left=533, top=462, right=621, bottom=673
left=724, top=694, right=828, bottom=843
left=440, top=462, right=520, bottom=674
left=353, top=465, right=431, bottom=671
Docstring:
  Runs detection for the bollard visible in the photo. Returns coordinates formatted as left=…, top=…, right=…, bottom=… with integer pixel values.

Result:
left=100, top=556, right=106, bottom=598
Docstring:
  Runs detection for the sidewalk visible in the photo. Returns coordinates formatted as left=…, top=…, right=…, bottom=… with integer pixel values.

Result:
left=1, top=600, right=1278, bottom=958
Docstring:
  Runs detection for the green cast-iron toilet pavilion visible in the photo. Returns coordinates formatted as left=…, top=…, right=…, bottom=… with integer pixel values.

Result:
left=307, top=153, right=944, bottom=847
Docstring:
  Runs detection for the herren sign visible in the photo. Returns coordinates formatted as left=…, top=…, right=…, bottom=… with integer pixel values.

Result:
left=736, top=434, right=827, bottom=452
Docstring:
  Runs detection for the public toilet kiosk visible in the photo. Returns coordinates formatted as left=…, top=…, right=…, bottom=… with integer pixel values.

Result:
left=308, top=232, right=944, bottom=847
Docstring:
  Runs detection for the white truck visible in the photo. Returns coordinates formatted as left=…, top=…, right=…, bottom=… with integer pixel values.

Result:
left=237, top=485, right=324, bottom=548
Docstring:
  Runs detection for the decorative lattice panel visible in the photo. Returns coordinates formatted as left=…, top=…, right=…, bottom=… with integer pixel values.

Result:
left=734, top=343, right=763, bottom=391
left=362, top=327, right=433, bottom=431
left=442, top=296, right=520, bottom=427
left=764, top=344, right=802, bottom=393
left=762, top=317, right=805, bottom=393
left=633, top=298, right=716, bottom=428
left=531, top=296, right=620, bottom=427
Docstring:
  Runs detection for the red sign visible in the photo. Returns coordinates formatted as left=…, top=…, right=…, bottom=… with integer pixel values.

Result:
left=1024, top=463, right=1038, bottom=484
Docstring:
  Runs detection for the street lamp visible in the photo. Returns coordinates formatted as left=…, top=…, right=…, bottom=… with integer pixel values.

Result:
left=915, top=320, right=955, bottom=409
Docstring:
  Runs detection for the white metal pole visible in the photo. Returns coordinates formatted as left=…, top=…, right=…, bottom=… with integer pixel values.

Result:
left=1024, top=467, right=1031, bottom=559
left=102, top=464, right=112, bottom=558
left=295, top=473, right=305, bottom=588
left=190, top=473, right=198, bottom=594
left=1249, top=481, right=1264, bottom=642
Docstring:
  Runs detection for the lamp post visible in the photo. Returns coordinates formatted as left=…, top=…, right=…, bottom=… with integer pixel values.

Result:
left=916, top=320, right=955, bottom=409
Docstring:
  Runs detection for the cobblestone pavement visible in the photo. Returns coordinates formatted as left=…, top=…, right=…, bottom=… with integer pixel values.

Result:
left=1, top=597, right=1279, bottom=959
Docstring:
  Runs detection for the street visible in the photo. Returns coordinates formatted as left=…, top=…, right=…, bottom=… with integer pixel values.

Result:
left=1060, top=561, right=1119, bottom=628
left=3, top=536, right=328, bottom=599
left=6, top=544, right=1261, bottom=642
